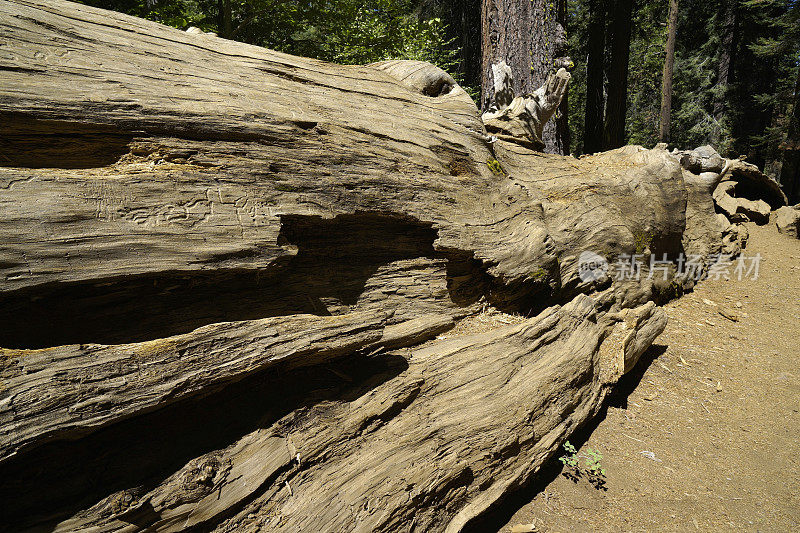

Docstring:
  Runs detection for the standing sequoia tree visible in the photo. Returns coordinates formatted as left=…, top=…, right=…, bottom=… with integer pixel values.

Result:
left=534, top=0, right=571, bottom=154
left=481, top=0, right=570, bottom=154
left=481, top=0, right=533, bottom=111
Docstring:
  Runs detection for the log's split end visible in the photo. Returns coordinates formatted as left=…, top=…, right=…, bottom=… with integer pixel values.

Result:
left=482, top=61, right=571, bottom=151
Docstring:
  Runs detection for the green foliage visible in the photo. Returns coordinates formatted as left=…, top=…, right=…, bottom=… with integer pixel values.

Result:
left=76, top=0, right=210, bottom=29
left=559, top=440, right=607, bottom=489
left=78, top=0, right=462, bottom=74
left=626, top=0, right=667, bottom=149
left=633, top=229, right=653, bottom=255
left=672, top=50, right=723, bottom=151
left=559, top=441, right=580, bottom=468
left=583, top=447, right=606, bottom=478
left=486, top=158, right=506, bottom=176
left=670, top=0, right=799, bottom=166
left=566, top=0, right=798, bottom=170
left=739, top=0, right=800, bottom=164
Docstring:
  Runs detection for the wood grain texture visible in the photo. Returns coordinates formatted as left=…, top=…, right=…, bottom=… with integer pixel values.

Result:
left=0, top=0, right=686, bottom=308
left=48, top=296, right=665, bottom=533
left=0, top=311, right=389, bottom=462
left=0, top=2, right=700, bottom=531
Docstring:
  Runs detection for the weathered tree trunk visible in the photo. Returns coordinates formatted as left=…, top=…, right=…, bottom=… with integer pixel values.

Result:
left=480, top=0, right=532, bottom=110
left=602, top=0, right=633, bottom=150
left=659, top=0, right=679, bottom=143
left=9, top=295, right=667, bottom=533
left=481, top=66, right=570, bottom=150
left=584, top=0, right=606, bottom=154
left=0, top=1, right=723, bottom=531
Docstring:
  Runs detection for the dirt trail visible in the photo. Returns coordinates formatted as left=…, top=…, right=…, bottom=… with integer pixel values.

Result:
left=491, top=222, right=800, bottom=532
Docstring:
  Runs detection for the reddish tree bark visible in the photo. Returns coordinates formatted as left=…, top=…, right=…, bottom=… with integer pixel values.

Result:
left=533, top=0, right=570, bottom=154
left=480, top=0, right=532, bottom=111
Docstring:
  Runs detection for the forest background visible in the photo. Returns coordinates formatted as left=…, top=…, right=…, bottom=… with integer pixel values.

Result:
left=77, top=0, right=800, bottom=203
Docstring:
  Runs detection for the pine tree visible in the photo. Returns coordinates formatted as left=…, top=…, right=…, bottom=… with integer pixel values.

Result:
left=603, top=0, right=632, bottom=150
left=710, top=0, right=738, bottom=146
left=746, top=0, right=800, bottom=202
left=583, top=0, right=605, bottom=154
left=659, top=0, right=679, bottom=143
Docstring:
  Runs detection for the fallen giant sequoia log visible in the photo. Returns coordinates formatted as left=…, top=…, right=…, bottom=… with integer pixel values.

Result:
left=0, top=1, right=724, bottom=530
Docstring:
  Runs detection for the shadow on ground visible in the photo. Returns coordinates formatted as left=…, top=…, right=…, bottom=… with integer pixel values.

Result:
left=462, top=344, right=668, bottom=533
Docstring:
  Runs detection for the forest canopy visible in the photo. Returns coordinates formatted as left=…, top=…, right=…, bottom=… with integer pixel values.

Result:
left=78, top=0, right=799, bottom=201
left=77, top=0, right=463, bottom=75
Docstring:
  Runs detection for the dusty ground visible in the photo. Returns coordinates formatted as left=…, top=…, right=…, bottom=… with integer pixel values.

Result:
left=488, top=222, right=800, bottom=532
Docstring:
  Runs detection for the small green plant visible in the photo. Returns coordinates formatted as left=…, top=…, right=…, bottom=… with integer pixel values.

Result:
left=559, top=441, right=580, bottom=468
left=531, top=267, right=548, bottom=282
left=632, top=230, right=654, bottom=255
left=558, top=441, right=607, bottom=490
left=486, top=158, right=505, bottom=177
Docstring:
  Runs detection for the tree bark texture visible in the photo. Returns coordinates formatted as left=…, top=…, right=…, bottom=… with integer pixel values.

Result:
left=554, top=0, right=571, bottom=155
left=532, top=0, right=570, bottom=154
left=481, top=0, right=532, bottom=111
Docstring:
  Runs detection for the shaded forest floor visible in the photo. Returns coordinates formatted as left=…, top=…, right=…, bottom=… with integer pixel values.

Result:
left=486, top=222, right=800, bottom=532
